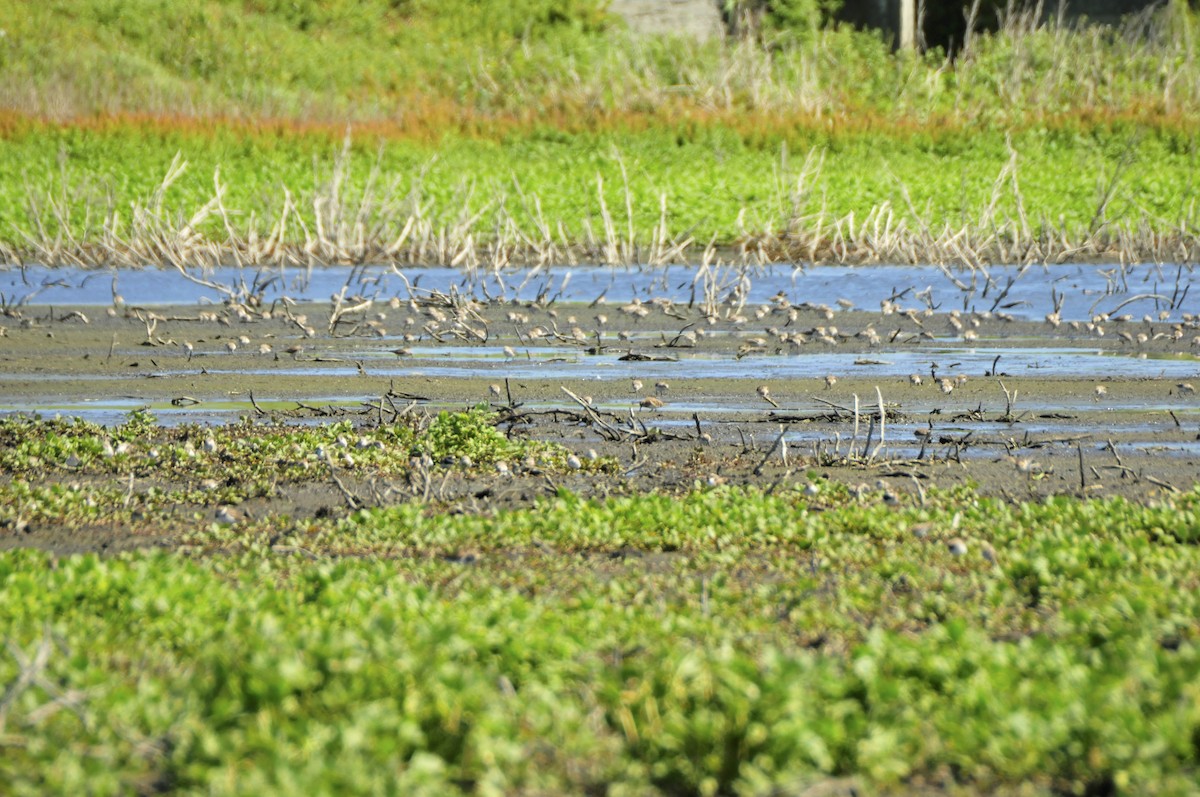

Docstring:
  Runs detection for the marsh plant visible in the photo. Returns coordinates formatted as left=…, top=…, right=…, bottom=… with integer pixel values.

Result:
left=0, top=407, right=567, bottom=498
left=3, top=486, right=1200, bottom=794
left=6, top=132, right=1200, bottom=273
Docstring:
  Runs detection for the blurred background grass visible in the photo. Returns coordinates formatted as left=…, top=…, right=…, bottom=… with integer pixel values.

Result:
left=1, top=0, right=1197, bottom=128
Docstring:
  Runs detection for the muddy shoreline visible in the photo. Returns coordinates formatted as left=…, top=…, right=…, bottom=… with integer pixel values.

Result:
left=2, top=296, right=1199, bottom=555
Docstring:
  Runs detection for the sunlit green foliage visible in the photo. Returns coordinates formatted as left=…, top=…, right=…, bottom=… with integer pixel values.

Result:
left=420, top=405, right=528, bottom=466
left=0, top=0, right=611, bottom=118
left=2, top=123, right=1196, bottom=250
left=0, top=409, right=570, bottom=510
left=2, top=0, right=1198, bottom=120
left=2, top=486, right=1200, bottom=794
left=2, top=0, right=1199, bottom=254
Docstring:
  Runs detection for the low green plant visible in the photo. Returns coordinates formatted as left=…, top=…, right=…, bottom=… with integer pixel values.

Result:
left=2, top=486, right=1200, bottom=794
left=0, top=408, right=568, bottom=515
left=3, top=123, right=1197, bottom=262
left=724, top=0, right=844, bottom=37
left=419, top=405, right=525, bottom=465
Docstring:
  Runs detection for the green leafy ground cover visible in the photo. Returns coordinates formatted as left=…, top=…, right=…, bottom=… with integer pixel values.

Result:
left=2, top=483, right=1200, bottom=795
left=3, top=123, right=1196, bottom=249
left=0, top=409, right=594, bottom=521
left=1, top=416, right=1199, bottom=794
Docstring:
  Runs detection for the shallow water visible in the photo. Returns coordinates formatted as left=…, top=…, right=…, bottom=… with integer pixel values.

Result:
left=167, top=345, right=1196, bottom=383
left=0, top=398, right=360, bottom=429
left=2, top=261, right=1197, bottom=438
left=3, top=261, right=1195, bottom=322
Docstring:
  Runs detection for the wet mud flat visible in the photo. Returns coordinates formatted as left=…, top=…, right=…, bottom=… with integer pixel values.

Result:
left=1, top=292, right=1199, bottom=554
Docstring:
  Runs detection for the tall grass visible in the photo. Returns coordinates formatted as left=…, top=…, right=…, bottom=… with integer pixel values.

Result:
left=1, top=0, right=1198, bottom=127
left=4, top=131, right=1198, bottom=270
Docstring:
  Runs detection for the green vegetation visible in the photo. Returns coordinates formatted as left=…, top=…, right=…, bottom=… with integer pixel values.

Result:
left=4, top=123, right=1197, bottom=260
left=3, top=0, right=1198, bottom=122
left=0, top=0, right=611, bottom=120
left=3, top=485, right=1200, bottom=794
left=2, top=1, right=1199, bottom=260
left=0, top=408, right=584, bottom=519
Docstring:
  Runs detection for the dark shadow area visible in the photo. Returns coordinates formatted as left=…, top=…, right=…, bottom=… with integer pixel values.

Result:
left=832, top=1, right=1195, bottom=56
left=920, top=1, right=1000, bottom=54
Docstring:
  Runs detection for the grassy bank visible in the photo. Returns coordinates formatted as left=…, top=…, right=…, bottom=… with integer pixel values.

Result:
left=3, top=482, right=1199, bottom=795
left=3, top=2, right=1200, bottom=263
left=3, top=1, right=1199, bottom=125
left=3, top=121, right=1199, bottom=266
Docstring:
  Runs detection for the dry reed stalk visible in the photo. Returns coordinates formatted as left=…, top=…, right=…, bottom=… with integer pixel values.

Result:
left=7, top=140, right=1200, bottom=273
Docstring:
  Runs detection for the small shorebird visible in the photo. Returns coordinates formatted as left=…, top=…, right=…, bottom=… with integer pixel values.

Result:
left=980, top=541, right=998, bottom=563
left=631, top=379, right=643, bottom=393
left=757, top=384, right=778, bottom=408
left=489, top=384, right=503, bottom=401
left=1177, top=382, right=1196, bottom=396
left=1013, top=457, right=1041, bottom=475
left=824, top=374, right=837, bottom=390
left=654, top=381, right=670, bottom=397
left=215, top=506, right=245, bottom=525
left=639, top=396, right=664, bottom=412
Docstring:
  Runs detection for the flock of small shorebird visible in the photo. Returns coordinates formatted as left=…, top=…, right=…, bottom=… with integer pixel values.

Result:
left=44, top=280, right=1188, bottom=423
left=138, top=287, right=1200, bottom=413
